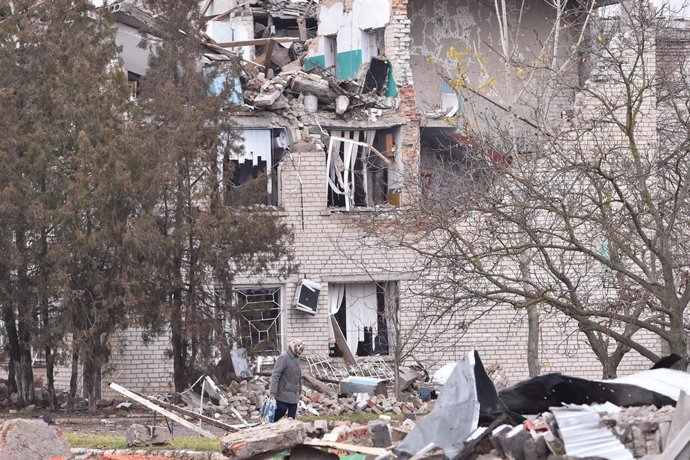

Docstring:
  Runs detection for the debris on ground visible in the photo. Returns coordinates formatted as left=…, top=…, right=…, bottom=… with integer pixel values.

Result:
left=0, top=418, right=71, bottom=460
left=1, top=350, right=681, bottom=460
left=125, top=423, right=170, bottom=447
left=220, top=418, right=306, bottom=458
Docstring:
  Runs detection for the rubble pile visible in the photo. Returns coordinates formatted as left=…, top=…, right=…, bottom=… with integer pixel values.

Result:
left=242, top=63, right=399, bottom=123
left=96, top=350, right=689, bottom=459
left=179, top=374, right=430, bottom=423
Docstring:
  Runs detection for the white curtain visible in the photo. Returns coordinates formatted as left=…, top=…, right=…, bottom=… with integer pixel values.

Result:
left=345, top=283, right=378, bottom=355
left=327, top=283, right=346, bottom=343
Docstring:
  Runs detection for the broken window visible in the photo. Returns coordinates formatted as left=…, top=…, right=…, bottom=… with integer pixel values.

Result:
left=232, top=286, right=283, bottom=356
left=325, top=35, right=337, bottom=72
left=219, top=128, right=287, bottom=206
left=326, top=128, right=400, bottom=209
left=420, top=127, right=502, bottom=206
left=328, top=282, right=397, bottom=357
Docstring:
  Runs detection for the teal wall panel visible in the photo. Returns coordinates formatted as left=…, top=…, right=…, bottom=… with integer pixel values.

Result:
left=336, top=49, right=362, bottom=81
left=304, top=55, right=326, bottom=71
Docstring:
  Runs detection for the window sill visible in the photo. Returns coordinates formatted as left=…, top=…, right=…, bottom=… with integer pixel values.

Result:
left=240, top=205, right=288, bottom=217
left=323, top=205, right=400, bottom=215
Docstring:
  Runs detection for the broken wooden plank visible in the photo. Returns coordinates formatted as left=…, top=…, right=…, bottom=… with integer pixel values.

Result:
left=297, top=17, right=307, bottom=41
left=109, top=382, right=214, bottom=437
left=385, top=133, right=394, bottom=157
left=370, top=145, right=392, bottom=165
left=305, top=440, right=388, bottom=456
left=134, top=390, right=239, bottom=433
left=210, top=2, right=250, bottom=22
left=200, top=0, right=213, bottom=17
left=263, top=38, right=276, bottom=71
left=330, top=315, right=357, bottom=367
left=202, top=42, right=267, bottom=69
left=215, top=37, right=297, bottom=48
left=330, top=136, right=392, bottom=166
left=303, top=374, right=336, bottom=397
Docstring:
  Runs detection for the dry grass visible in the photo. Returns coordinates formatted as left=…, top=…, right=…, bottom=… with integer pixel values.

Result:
left=64, top=432, right=220, bottom=451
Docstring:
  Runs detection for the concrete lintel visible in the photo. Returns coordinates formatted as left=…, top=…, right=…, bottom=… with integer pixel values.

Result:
left=321, top=272, right=415, bottom=283
left=303, top=113, right=407, bottom=130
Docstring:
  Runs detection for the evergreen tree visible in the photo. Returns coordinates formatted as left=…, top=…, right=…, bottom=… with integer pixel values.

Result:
left=133, top=0, right=294, bottom=390
left=0, top=0, right=143, bottom=410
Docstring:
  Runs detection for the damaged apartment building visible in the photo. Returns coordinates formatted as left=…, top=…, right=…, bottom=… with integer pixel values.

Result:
left=47, top=0, right=684, bottom=396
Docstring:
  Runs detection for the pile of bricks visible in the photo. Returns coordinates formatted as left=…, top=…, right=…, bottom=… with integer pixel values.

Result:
left=181, top=375, right=431, bottom=422
left=601, top=404, right=676, bottom=457
left=302, top=389, right=430, bottom=417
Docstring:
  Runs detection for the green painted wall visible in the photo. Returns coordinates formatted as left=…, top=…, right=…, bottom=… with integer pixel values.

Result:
left=336, top=49, right=362, bottom=81
left=304, top=55, right=326, bottom=71
left=386, top=62, right=398, bottom=97
left=303, top=51, right=400, bottom=95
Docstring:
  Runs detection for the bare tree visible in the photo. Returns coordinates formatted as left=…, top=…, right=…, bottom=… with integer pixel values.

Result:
left=368, top=0, right=690, bottom=378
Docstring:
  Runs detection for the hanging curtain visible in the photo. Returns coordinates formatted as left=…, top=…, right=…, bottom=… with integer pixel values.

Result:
left=345, top=283, right=378, bottom=355
left=327, top=283, right=346, bottom=343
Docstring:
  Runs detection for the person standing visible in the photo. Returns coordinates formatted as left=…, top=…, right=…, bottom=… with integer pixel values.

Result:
left=269, top=339, right=305, bottom=421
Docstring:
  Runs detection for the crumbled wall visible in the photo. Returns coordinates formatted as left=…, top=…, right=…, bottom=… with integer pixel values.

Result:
left=408, top=0, right=577, bottom=126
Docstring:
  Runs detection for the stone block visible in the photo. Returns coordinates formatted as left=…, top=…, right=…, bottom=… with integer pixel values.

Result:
left=0, top=419, right=71, bottom=460
left=220, top=419, right=306, bottom=459
left=126, top=423, right=151, bottom=447
left=369, top=422, right=392, bottom=448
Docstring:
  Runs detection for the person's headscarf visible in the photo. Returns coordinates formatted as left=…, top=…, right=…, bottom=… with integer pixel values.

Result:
left=288, top=339, right=305, bottom=357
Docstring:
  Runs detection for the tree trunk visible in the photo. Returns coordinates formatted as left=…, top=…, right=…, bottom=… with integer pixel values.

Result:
left=171, top=292, right=188, bottom=392
left=2, top=305, right=20, bottom=395
left=519, top=255, right=540, bottom=376
left=526, top=305, right=540, bottom=377
left=68, top=344, right=80, bottom=410
left=45, top=345, right=57, bottom=410
left=14, top=348, right=34, bottom=406
left=83, top=359, right=101, bottom=414
left=3, top=304, right=33, bottom=405
left=13, top=228, right=34, bottom=406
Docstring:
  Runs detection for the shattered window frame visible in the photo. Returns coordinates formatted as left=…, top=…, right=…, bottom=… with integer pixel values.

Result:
left=219, top=128, right=288, bottom=207
left=329, top=281, right=398, bottom=358
left=326, top=128, right=400, bottom=210
left=230, top=285, right=284, bottom=357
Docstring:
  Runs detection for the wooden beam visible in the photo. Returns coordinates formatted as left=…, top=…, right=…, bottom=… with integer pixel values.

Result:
left=384, top=133, right=394, bottom=157
left=200, top=0, right=213, bottom=17
left=330, top=315, right=357, bottom=367
left=202, top=42, right=267, bottom=69
left=263, top=39, right=276, bottom=71
left=215, top=37, right=297, bottom=48
left=305, top=440, right=387, bottom=456
left=330, top=136, right=392, bottom=166
left=109, top=383, right=215, bottom=437
left=210, top=2, right=251, bottom=22
left=297, top=17, right=307, bottom=41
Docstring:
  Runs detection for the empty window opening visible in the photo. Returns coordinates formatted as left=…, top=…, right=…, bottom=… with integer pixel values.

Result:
left=220, top=129, right=287, bottom=206
left=362, top=28, right=385, bottom=62
left=328, top=282, right=396, bottom=357
left=420, top=127, right=502, bottom=205
left=127, top=71, right=141, bottom=100
left=326, top=128, right=399, bottom=210
left=324, top=35, right=337, bottom=73
left=231, top=286, right=283, bottom=356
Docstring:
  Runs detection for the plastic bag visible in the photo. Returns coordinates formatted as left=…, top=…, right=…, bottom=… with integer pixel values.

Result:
left=260, top=396, right=276, bottom=423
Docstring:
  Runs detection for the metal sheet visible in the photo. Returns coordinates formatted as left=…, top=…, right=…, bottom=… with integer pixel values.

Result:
left=551, top=406, right=634, bottom=460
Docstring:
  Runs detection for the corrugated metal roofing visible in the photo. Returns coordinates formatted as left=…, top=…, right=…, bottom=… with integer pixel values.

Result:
left=551, top=406, right=634, bottom=460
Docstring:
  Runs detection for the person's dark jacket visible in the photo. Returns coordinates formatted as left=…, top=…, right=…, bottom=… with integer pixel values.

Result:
left=270, top=349, right=302, bottom=404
